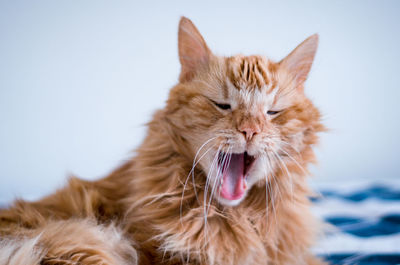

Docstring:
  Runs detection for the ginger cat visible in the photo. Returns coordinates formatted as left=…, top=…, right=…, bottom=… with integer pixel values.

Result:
left=0, top=17, right=326, bottom=265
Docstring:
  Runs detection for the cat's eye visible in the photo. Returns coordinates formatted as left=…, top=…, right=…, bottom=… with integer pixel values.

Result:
left=267, top=110, right=280, bottom=115
left=215, top=103, right=231, bottom=110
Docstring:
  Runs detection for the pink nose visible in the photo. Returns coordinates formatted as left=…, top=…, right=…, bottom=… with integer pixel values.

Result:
left=238, top=125, right=260, bottom=141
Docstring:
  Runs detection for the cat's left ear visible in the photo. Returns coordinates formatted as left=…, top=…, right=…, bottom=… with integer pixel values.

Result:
left=279, top=34, right=319, bottom=90
left=178, top=17, right=211, bottom=82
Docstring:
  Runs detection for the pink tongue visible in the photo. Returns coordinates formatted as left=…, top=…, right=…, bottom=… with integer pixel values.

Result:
left=220, top=153, right=246, bottom=200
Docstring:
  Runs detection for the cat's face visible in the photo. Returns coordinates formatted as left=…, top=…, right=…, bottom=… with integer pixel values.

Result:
left=167, top=17, right=322, bottom=206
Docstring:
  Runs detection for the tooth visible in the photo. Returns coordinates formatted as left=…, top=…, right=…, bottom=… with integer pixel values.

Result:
left=243, top=179, right=247, bottom=189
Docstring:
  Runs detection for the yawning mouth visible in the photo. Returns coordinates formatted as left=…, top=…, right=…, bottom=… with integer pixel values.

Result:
left=217, top=152, right=256, bottom=201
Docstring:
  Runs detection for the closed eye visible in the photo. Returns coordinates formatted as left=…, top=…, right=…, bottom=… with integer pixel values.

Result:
left=215, top=103, right=231, bottom=110
left=267, top=110, right=280, bottom=115
left=209, top=99, right=231, bottom=110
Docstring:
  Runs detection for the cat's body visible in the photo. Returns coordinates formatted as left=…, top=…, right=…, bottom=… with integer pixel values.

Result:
left=0, top=17, right=325, bottom=265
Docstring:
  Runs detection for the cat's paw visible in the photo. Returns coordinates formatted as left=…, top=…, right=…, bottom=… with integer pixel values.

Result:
left=38, top=219, right=137, bottom=265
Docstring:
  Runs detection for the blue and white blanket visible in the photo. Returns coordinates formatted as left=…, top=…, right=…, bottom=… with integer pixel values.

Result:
left=312, top=181, right=400, bottom=265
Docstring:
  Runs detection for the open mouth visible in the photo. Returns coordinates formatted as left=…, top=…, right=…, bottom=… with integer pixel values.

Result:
left=217, top=152, right=256, bottom=201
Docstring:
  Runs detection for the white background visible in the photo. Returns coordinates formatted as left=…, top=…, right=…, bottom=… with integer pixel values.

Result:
left=1, top=0, right=399, bottom=202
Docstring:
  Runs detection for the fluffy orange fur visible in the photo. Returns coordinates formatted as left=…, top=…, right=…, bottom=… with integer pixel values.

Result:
left=0, top=17, right=326, bottom=265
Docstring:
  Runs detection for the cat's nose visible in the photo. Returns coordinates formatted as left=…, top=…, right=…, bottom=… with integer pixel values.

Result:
left=238, top=124, right=261, bottom=141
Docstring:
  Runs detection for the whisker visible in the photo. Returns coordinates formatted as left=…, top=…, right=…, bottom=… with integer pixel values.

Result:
left=274, top=144, right=324, bottom=201
left=219, top=146, right=232, bottom=198
left=275, top=144, right=308, bottom=177
left=270, top=148, right=294, bottom=203
left=262, top=156, right=270, bottom=234
left=265, top=152, right=279, bottom=231
left=266, top=150, right=284, bottom=202
left=204, top=152, right=226, bottom=249
left=191, top=137, right=218, bottom=203
left=180, top=143, right=215, bottom=226
left=207, top=145, right=232, bottom=216
left=274, top=138, right=301, bottom=154
left=203, top=144, right=221, bottom=243
left=206, top=154, right=222, bottom=216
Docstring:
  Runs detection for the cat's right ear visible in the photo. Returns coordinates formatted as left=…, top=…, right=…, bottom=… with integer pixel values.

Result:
left=279, top=34, right=319, bottom=91
left=178, top=17, right=211, bottom=83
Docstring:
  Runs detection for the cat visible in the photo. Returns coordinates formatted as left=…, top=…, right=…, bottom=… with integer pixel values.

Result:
left=0, top=17, right=326, bottom=265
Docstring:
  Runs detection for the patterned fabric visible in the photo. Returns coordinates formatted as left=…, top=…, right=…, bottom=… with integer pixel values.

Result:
left=312, top=182, right=400, bottom=265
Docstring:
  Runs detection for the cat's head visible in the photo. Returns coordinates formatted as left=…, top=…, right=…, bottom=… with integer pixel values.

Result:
left=165, top=17, right=323, bottom=206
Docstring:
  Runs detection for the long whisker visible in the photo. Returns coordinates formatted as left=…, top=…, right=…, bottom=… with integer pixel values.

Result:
left=262, top=156, right=270, bottom=234
left=220, top=146, right=232, bottom=198
left=204, top=145, right=221, bottom=210
left=207, top=145, right=232, bottom=216
left=265, top=152, right=278, bottom=230
left=276, top=144, right=308, bottom=177
left=203, top=144, right=221, bottom=241
left=206, top=153, right=223, bottom=216
left=204, top=148, right=228, bottom=249
left=266, top=150, right=284, bottom=202
left=180, top=143, right=215, bottom=226
left=270, top=148, right=294, bottom=203
left=274, top=138, right=301, bottom=154
left=274, top=144, right=324, bottom=201
left=191, top=137, right=218, bottom=203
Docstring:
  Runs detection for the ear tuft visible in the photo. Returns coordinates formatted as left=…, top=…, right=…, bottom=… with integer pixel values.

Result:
left=178, top=17, right=211, bottom=82
left=279, top=34, right=319, bottom=89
